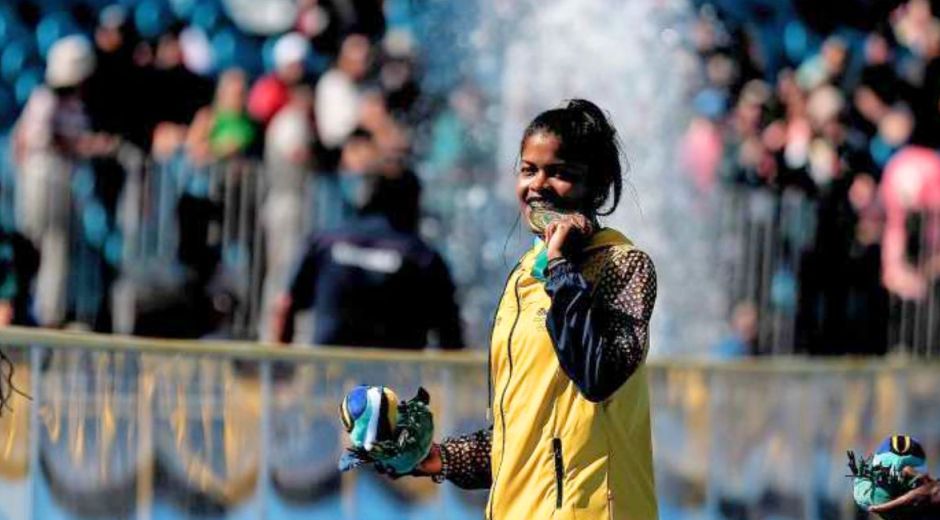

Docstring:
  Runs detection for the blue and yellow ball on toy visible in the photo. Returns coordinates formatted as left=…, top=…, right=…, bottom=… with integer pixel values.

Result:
left=338, top=385, right=434, bottom=475
left=848, top=434, right=927, bottom=518
left=340, top=385, right=400, bottom=451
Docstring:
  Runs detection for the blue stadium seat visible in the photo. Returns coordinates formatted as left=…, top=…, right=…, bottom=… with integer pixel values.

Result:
left=13, top=67, right=42, bottom=105
left=211, top=28, right=261, bottom=75
left=210, top=27, right=237, bottom=71
left=82, top=0, right=118, bottom=10
left=134, top=0, right=172, bottom=40
left=260, top=36, right=277, bottom=73
left=168, top=0, right=197, bottom=20
left=35, top=0, right=71, bottom=16
left=191, top=1, right=222, bottom=32
left=0, top=17, right=31, bottom=52
left=783, top=20, right=812, bottom=64
left=0, top=83, right=17, bottom=128
left=0, top=13, right=15, bottom=44
left=236, top=37, right=263, bottom=76
left=2, top=38, right=39, bottom=83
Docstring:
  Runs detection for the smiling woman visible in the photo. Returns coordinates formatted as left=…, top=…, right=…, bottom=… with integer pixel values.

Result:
left=376, top=99, right=659, bottom=520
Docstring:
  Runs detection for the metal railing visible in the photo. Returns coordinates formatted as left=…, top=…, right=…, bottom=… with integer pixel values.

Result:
left=717, top=187, right=816, bottom=355
left=118, top=155, right=268, bottom=338
left=719, top=186, right=940, bottom=356
left=888, top=209, right=940, bottom=357
left=0, top=326, right=939, bottom=519
left=4, top=144, right=940, bottom=356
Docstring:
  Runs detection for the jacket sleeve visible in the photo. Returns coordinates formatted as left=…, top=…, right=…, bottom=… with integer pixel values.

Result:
left=544, top=248, right=657, bottom=402
left=438, top=428, right=492, bottom=489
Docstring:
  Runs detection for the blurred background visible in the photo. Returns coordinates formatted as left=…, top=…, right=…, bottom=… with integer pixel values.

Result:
left=0, top=0, right=939, bottom=518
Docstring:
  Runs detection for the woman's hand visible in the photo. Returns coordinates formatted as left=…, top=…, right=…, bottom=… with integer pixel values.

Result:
left=869, top=468, right=940, bottom=517
left=416, top=444, right=443, bottom=475
left=544, top=214, right=594, bottom=261
left=374, top=443, right=443, bottom=480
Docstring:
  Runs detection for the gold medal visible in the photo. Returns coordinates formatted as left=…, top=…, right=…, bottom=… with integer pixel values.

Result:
left=528, top=203, right=569, bottom=234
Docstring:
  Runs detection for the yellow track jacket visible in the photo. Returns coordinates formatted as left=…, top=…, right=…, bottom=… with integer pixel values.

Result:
left=486, top=228, right=657, bottom=520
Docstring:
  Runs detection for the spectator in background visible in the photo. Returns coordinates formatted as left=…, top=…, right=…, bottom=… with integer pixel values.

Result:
left=316, top=34, right=372, bottom=152
left=301, top=0, right=386, bottom=56
left=186, top=68, right=257, bottom=164
left=693, top=0, right=940, bottom=355
left=247, top=32, right=311, bottom=127
left=858, top=33, right=907, bottom=127
left=84, top=7, right=142, bottom=302
left=85, top=5, right=149, bottom=149
left=273, top=170, right=464, bottom=350
left=680, top=113, right=724, bottom=196
left=116, top=192, right=235, bottom=340
left=893, top=0, right=940, bottom=59
left=378, top=30, right=422, bottom=118
left=316, top=128, right=380, bottom=230
left=258, top=87, right=317, bottom=341
left=879, top=146, right=940, bottom=300
left=713, top=301, right=758, bottom=358
left=0, top=230, right=39, bottom=327
left=11, top=35, right=118, bottom=326
left=148, top=24, right=214, bottom=160
left=795, top=36, right=849, bottom=91
left=358, top=89, right=410, bottom=160
left=879, top=146, right=940, bottom=352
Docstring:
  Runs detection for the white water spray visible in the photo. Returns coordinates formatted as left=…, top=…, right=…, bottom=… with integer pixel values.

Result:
left=419, top=0, right=726, bottom=354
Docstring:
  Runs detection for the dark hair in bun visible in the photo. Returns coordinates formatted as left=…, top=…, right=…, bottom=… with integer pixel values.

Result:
left=521, top=99, right=624, bottom=216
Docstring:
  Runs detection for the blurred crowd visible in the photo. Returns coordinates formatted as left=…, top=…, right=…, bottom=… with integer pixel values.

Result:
left=0, top=0, right=475, bottom=350
left=686, top=0, right=940, bottom=356
left=7, top=0, right=940, bottom=356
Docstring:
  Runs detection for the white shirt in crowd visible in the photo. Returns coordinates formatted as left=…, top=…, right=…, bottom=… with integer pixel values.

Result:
left=315, top=68, right=360, bottom=149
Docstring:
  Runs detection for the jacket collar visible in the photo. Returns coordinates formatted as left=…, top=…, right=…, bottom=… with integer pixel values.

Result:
left=584, top=228, right=632, bottom=252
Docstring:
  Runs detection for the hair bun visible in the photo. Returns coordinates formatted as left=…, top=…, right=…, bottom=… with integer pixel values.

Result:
left=565, top=99, right=616, bottom=138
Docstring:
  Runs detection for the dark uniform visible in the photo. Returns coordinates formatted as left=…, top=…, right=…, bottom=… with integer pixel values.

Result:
left=287, top=213, right=463, bottom=349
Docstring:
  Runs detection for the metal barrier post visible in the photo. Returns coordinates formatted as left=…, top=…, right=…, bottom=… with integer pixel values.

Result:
left=258, top=358, right=272, bottom=519
left=926, top=210, right=938, bottom=356
left=249, top=164, right=266, bottom=338
left=135, top=352, right=153, bottom=520
left=27, top=345, right=41, bottom=520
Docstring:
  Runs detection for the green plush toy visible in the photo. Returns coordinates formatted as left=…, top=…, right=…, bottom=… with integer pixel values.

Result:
left=338, top=385, right=434, bottom=475
left=848, top=434, right=928, bottom=518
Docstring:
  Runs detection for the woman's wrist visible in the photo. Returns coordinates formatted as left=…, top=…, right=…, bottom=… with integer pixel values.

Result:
left=546, top=257, right=569, bottom=273
left=415, top=443, right=446, bottom=482
left=432, top=443, right=449, bottom=483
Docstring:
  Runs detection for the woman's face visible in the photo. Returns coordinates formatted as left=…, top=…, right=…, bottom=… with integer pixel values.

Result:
left=516, top=131, right=590, bottom=232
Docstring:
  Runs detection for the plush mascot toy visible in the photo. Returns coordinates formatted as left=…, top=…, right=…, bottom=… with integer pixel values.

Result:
left=848, top=434, right=928, bottom=518
left=338, top=385, right=434, bottom=475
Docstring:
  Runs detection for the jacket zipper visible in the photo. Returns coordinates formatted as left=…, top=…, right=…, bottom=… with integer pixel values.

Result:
left=487, top=262, right=521, bottom=423
left=552, top=438, right=565, bottom=509
left=487, top=273, right=523, bottom=520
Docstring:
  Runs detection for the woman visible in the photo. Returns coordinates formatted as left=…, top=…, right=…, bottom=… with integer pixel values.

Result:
left=408, top=99, right=659, bottom=519
left=186, top=68, right=257, bottom=164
